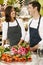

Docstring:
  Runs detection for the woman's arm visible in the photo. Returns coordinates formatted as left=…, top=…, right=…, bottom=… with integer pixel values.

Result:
left=2, top=22, right=8, bottom=46
left=18, top=19, right=25, bottom=45
left=18, top=39, right=24, bottom=45
left=2, top=40, right=6, bottom=46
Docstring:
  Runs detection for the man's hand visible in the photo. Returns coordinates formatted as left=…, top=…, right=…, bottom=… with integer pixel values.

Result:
left=30, top=44, right=39, bottom=51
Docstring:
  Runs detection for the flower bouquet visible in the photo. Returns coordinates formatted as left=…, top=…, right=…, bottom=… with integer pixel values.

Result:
left=0, top=43, right=32, bottom=62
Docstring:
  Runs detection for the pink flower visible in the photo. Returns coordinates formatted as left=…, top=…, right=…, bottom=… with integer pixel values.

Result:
left=11, top=47, right=17, bottom=54
left=18, top=47, right=28, bottom=55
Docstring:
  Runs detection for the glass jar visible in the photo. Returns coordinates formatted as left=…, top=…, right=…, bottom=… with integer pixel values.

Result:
left=37, top=44, right=43, bottom=57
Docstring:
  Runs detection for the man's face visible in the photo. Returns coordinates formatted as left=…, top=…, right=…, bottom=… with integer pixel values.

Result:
left=28, top=4, right=36, bottom=16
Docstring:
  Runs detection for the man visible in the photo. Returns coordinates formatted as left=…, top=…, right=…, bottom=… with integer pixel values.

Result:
left=25, top=1, right=43, bottom=51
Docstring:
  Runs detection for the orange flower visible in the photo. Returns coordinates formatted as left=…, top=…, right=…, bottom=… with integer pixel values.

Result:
left=28, top=57, right=32, bottom=62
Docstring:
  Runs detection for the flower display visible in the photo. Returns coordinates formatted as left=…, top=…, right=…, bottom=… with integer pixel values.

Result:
left=0, top=43, right=32, bottom=62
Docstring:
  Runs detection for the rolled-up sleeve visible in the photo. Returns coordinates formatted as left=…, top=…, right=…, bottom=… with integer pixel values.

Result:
left=2, top=22, right=8, bottom=40
left=39, top=17, right=43, bottom=45
left=18, top=19, right=25, bottom=40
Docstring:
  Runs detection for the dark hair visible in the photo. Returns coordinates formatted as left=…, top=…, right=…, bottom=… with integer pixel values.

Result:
left=5, top=6, right=16, bottom=22
left=28, top=1, right=41, bottom=12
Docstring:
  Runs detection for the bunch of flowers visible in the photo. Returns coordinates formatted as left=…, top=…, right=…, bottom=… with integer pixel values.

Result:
left=11, top=43, right=30, bottom=55
left=10, top=43, right=32, bottom=62
left=0, top=43, right=32, bottom=62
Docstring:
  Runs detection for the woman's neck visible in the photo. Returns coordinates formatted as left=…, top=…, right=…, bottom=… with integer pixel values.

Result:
left=11, top=18, right=15, bottom=22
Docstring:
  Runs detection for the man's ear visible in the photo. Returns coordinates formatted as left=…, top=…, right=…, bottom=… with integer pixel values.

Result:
left=35, top=7, right=37, bottom=11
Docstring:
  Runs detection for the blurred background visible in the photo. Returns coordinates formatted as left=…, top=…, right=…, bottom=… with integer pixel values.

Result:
left=0, top=0, right=43, bottom=45
left=0, top=0, right=43, bottom=16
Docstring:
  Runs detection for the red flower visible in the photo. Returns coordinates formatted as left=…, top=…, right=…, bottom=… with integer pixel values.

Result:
left=26, top=46, right=30, bottom=51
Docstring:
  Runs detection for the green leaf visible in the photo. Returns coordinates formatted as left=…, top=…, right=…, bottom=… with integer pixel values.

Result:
left=4, top=48, right=10, bottom=52
left=0, top=51, right=2, bottom=58
left=0, top=0, right=4, bottom=4
left=0, top=46, right=4, bottom=54
left=26, top=51, right=31, bottom=58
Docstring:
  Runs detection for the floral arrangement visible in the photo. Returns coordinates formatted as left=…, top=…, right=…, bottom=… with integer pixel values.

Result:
left=0, top=43, right=32, bottom=62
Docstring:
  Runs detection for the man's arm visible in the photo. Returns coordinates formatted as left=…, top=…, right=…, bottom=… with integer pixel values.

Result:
left=30, top=44, right=39, bottom=51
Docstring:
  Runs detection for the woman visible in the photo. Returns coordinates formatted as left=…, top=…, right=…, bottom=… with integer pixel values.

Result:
left=2, top=6, right=25, bottom=46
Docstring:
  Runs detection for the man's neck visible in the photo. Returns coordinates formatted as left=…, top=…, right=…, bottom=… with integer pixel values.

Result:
left=33, top=11, right=40, bottom=20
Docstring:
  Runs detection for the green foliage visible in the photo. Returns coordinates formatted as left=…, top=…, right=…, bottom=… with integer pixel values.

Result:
left=0, top=51, right=2, bottom=58
left=7, top=0, right=16, bottom=5
left=13, top=45, right=19, bottom=50
left=37, top=0, right=43, bottom=16
left=26, top=51, right=31, bottom=58
left=0, top=46, right=4, bottom=57
left=4, top=47, right=10, bottom=52
left=20, top=42, right=29, bottom=48
left=20, top=42, right=26, bottom=47
left=40, top=8, right=43, bottom=16
left=0, top=0, right=4, bottom=4
left=14, top=7, right=20, bottom=12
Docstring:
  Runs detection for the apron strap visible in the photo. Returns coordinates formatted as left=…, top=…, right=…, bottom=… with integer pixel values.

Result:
left=29, top=15, right=41, bottom=29
left=8, top=22, right=9, bottom=30
left=37, top=15, right=41, bottom=29
left=29, top=20, right=32, bottom=27
left=8, top=19, right=19, bottom=28
left=16, top=19, right=19, bottom=25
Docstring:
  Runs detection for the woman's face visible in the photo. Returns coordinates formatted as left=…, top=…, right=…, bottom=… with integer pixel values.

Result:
left=10, top=8, right=16, bottom=19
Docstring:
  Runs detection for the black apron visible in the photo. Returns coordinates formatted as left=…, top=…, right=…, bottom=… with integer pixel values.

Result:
left=7, top=20, right=22, bottom=46
left=29, top=15, right=41, bottom=47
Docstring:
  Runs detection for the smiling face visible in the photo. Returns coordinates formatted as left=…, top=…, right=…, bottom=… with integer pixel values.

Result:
left=5, top=6, right=16, bottom=22
left=10, top=7, right=16, bottom=19
left=28, top=4, right=36, bottom=17
left=28, top=1, right=41, bottom=17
